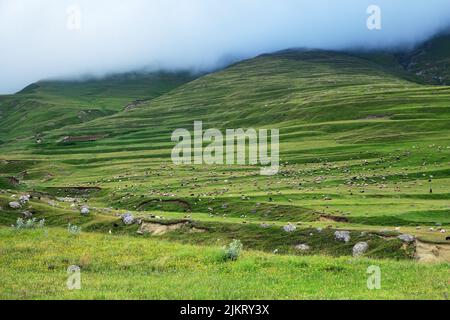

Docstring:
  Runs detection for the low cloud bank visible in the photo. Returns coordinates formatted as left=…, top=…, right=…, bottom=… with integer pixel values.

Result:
left=1, top=0, right=450, bottom=93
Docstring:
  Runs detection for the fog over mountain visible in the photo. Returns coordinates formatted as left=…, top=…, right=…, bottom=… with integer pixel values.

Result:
left=1, top=0, right=450, bottom=94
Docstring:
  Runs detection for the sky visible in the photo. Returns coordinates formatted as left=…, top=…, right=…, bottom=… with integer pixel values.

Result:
left=1, top=0, right=450, bottom=94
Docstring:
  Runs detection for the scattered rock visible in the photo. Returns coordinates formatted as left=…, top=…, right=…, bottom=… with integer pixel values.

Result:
left=397, top=234, right=415, bottom=243
left=353, top=242, right=369, bottom=257
left=19, top=195, right=30, bottom=204
left=283, top=223, right=296, bottom=232
left=22, top=211, right=33, bottom=218
left=138, top=222, right=205, bottom=235
left=9, top=202, right=21, bottom=209
left=122, top=213, right=135, bottom=225
left=80, top=206, right=90, bottom=215
left=294, top=244, right=310, bottom=251
left=334, top=230, right=351, bottom=243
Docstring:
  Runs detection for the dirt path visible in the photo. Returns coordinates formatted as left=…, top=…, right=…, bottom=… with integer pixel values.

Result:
left=415, top=240, right=450, bottom=263
left=138, top=222, right=206, bottom=235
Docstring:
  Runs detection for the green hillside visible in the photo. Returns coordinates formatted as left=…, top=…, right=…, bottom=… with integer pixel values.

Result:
left=0, top=71, right=196, bottom=143
left=0, top=40, right=449, bottom=299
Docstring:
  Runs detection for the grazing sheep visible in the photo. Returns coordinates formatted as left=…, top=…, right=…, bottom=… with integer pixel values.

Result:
left=397, top=234, right=415, bottom=243
left=283, top=223, right=296, bottom=232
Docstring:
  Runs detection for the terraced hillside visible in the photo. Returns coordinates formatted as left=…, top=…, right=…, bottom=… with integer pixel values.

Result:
left=8, top=50, right=450, bottom=231
left=0, top=71, right=195, bottom=144
left=0, top=41, right=449, bottom=299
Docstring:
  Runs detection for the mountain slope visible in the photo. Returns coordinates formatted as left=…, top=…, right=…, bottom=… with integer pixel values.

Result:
left=0, top=47, right=449, bottom=260
left=36, top=49, right=450, bottom=155
left=399, top=34, right=450, bottom=85
left=0, top=71, right=196, bottom=143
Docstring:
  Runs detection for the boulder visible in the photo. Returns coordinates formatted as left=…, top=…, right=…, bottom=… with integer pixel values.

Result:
left=397, top=234, right=415, bottom=243
left=295, top=244, right=310, bottom=251
left=352, top=242, right=369, bottom=257
left=80, top=206, right=90, bottom=215
left=9, top=201, right=21, bottom=209
left=334, top=230, right=351, bottom=243
left=22, top=211, right=33, bottom=218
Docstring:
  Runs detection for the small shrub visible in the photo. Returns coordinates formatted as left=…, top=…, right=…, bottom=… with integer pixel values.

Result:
left=222, top=239, right=243, bottom=261
left=67, top=223, right=82, bottom=235
left=13, top=218, right=45, bottom=230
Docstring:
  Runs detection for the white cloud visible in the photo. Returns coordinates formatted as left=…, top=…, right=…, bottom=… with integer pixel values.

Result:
left=1, top=0, right=450, bottom=93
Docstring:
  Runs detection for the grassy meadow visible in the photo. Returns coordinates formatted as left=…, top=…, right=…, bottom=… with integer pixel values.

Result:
left=0, top=228, right=448, bottom=300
